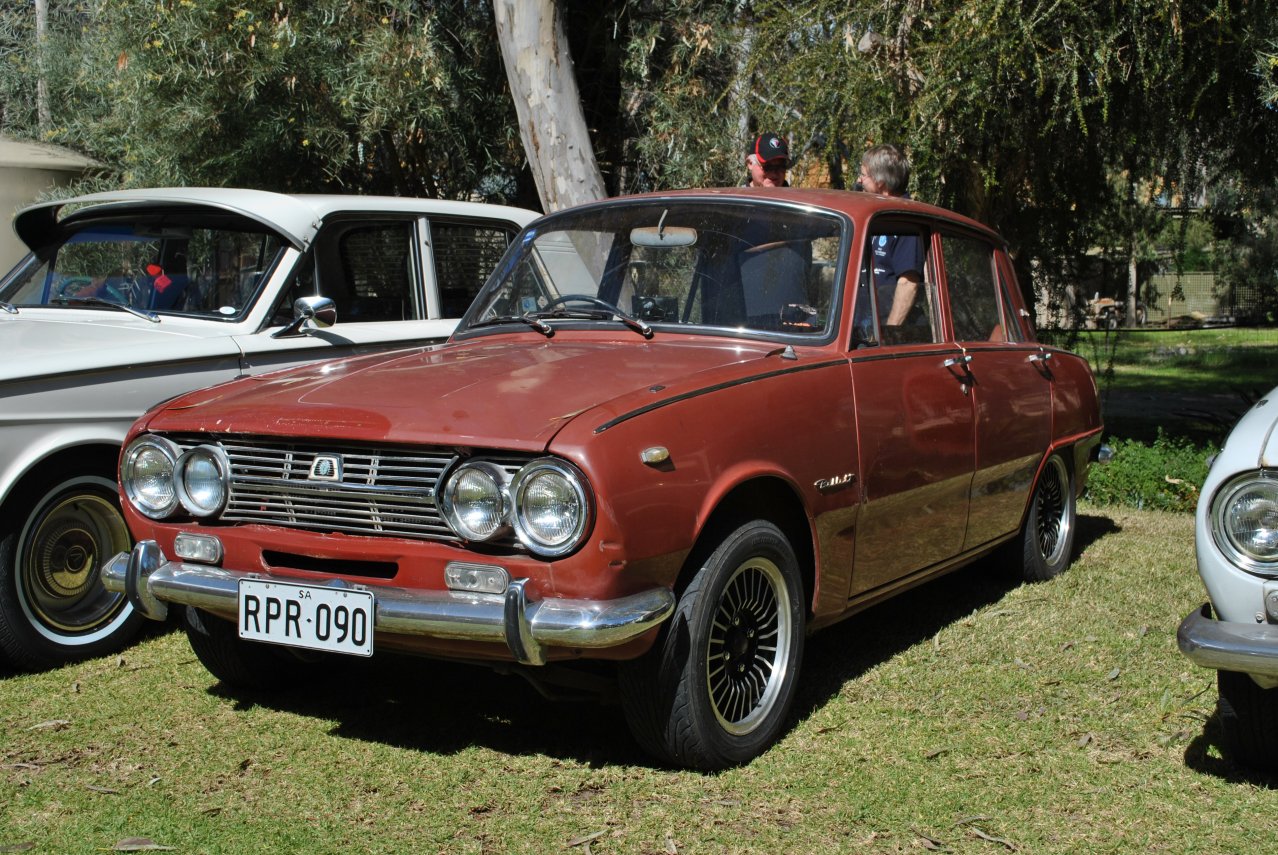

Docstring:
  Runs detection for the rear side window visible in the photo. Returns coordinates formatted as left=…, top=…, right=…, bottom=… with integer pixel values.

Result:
left=942, top=234, right=1005, bottom=343
left=278, top=220, right=418, bottom=324
left=431, top=222, right=517, bottom=317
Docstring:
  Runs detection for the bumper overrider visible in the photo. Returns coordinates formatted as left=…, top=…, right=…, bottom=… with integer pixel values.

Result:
left=1178, top=603, right=1278, bottom=683
left=102, top=540, right=676, bottom=666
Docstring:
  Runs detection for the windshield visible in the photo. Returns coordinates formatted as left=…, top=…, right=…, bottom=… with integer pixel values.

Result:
left=462, top=200, right=847, bottom=339
left=0, top=215, right=285, bottom=319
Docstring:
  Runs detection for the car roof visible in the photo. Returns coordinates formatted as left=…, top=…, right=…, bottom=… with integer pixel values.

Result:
left=13, top=187, right=539, bottom=252
left=573, top=187, right=1004, bottom=244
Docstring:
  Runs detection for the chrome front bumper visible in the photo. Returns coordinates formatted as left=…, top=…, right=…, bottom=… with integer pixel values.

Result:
left=1178, top=603, right=1278, bottom=682
left=102, top=541, right=676, bottom=666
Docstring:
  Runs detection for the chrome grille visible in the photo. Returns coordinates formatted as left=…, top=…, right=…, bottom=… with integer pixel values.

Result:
left=163, top=435, right=526, bottom=542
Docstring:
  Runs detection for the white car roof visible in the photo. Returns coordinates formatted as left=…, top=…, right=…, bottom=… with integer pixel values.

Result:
left=14, top=187, right=539, bottom=252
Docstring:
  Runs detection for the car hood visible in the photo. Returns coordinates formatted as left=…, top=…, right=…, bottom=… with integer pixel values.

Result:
left=144, top=335, right=786, bottom=450
left=0, top=311, right=234, bottom=381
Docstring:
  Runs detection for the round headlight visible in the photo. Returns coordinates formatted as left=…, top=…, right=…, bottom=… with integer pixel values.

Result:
left=175, top=445, right=230, bottom=517
left=512, top=459, right=589, bottom=556
left=121, top=436, right=180, bottom=519
left=441, top=462, right=508, bottom=541
left=1213, top=472, right=1278, bottom=571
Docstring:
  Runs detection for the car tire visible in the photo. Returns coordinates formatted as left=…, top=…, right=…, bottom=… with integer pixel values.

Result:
left=1019, top=454, right=1076, bottom=582
left=184, top=606, right=309, bottom=690
left=1217, top=670, right=1278, bottom=769
left=619, top=520, right=805, bottom=770
left=0, top=472, right=142, bottom=670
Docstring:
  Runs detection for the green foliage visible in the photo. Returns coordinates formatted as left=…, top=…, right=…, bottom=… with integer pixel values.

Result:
left=612, top=1, right=747, bottom=191
left=1209, top=185, right=1278, bottom=323
left=3, top=0, right=525, bottom=200
left=4, top=0, right=1278, bottom=330
left=1085, top=430, right=1216, bottom=512
left=1158, top=214, right=1215, bottom=275
left=745, top=0, right=1278, bottom=304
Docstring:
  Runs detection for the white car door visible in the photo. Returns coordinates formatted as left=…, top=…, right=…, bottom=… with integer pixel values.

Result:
left=235, top=214, right=520, bottom=373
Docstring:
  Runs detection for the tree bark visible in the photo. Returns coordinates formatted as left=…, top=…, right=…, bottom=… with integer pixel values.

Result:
left=1126, top=251, right=1138, bottom=328
left=493, top=0, right=605, bottom=212
left=35, top=0, right=50, bottom=135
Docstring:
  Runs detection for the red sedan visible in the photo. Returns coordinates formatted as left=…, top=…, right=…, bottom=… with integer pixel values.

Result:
left=104, top=188, right=1101, bottom=770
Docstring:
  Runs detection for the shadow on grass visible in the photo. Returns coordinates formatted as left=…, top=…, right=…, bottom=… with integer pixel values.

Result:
left=0, top=617, right=176, bottom=681
left=1184, top=713, right=1278, bottom=790
left=199, top=512, right=1126, bottom=771
left=208, top=653, right=652, bottom=769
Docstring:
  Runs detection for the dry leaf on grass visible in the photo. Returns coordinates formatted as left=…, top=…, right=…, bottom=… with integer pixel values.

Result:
left=113, top=839, right=174, bottom=851
left=911, top=827, right=949, bottom=851
left=567, top=830, right=606, bottom=848
left=968, top=827, right=1018, bottom=850
left=0, top=843, right=36, bottom=853
left=27, top=719, right=70, bottom=731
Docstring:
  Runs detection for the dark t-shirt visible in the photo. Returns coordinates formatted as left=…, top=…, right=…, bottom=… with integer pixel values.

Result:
left=855, top=232, right=923, bottom=332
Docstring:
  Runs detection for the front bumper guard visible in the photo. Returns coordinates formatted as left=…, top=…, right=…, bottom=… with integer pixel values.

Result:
left=1178, top=602, right=1278, bottom=682
left=103, top=541, right=676, bottom=666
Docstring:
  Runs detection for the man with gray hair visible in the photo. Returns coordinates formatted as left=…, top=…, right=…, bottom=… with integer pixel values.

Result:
left=855, top=144, right=922, bottom=329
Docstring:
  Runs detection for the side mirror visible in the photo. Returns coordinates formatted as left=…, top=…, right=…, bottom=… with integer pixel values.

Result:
left=272, top=295, right=337, bottom=338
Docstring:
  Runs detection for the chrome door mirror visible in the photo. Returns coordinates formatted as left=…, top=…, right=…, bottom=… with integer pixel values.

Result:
left=272, top=295, right=337, bottom=338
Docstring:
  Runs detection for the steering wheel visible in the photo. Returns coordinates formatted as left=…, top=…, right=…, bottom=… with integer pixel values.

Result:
left=55, top=275, right=138, bottom=305
left=541, top=293, right=623, bottom=314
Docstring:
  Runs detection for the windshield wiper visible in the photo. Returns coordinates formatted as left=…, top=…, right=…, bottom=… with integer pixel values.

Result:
left=469, top=314, right=554, bottom=337
left=51, top=295, right=160, bottom=323
left=533, top=308, right=654, bottom=340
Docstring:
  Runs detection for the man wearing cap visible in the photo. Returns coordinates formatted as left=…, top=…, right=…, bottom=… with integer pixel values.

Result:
left=744, top=133, right=790, bottom=188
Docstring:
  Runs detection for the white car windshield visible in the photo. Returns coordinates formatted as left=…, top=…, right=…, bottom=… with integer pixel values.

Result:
left=464, top=200, right=847, bottom=339
left=0, top=216, right=285, bottom=319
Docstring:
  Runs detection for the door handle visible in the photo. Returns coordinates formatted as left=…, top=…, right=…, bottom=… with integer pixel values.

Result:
left=942, top=354, right=972, bottom=369
left=1027, top=352, right=1053, bottom=363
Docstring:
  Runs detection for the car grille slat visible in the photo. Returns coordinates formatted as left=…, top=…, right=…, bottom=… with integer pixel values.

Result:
left=162, top=434, right=526, bottom=542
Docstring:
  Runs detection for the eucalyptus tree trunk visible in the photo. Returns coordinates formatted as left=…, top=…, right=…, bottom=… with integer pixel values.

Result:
left=35, top=0, right=50, bottom=134
left=493, top=0, right=605, bottom=212
left=1126, top=252, right=1139, bottom=328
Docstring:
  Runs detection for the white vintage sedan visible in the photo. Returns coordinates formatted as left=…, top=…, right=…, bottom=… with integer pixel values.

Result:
left=0, top=188, right=536, bottom=669
left=1178, top=385, right=1278, bottom=768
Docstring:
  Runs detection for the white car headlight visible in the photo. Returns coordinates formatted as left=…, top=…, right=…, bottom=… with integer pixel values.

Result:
left=512, top=460, right=589, bottom=556
left=175, top=445, right=230, bottom=517
left=1212, top=471, right=1278, bottom=572
left=441, top=462, right=509, bottom=541
left=121, top=436, right=180, bottom=519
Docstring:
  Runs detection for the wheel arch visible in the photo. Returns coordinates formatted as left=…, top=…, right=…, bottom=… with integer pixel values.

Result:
left=0, top=441, right=123, bottom=517
left=682, top=476, right=816, bottom=617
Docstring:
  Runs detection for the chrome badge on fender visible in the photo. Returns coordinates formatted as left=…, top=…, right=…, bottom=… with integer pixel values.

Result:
left=814, top=473, right=856, bottom=494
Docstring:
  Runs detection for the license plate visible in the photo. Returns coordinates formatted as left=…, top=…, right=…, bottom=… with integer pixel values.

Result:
left=238, top=579, right=374, bottom=657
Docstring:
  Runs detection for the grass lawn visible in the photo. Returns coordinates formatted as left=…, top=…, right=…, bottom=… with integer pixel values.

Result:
left=1041, top=327, right=1278, bottom=444
left=2, top=503, right=1272, bottom=854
